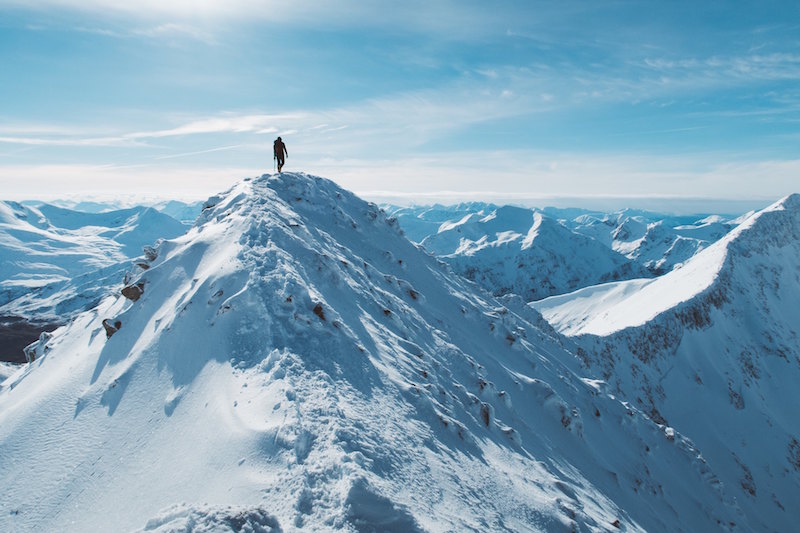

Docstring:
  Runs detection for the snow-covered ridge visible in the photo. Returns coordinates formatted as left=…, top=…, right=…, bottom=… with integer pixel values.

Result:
left=1, top=173, right=745, bottom=531
left=534, top=193, right=800, bottom=531
left=0, top=200, right=186, bottom=297
left=534, top=194, right=799, bottom=336
left=382, top=202, right=496, bottom=243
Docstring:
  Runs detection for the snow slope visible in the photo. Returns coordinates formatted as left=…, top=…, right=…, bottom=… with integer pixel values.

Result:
left=420, top=206, right=648, bottom=301
left=532, top=204, right=765, bottom=337
left=534, top=195, right=800, bottom=531
left=531, top=231, right=727, bottom=337
left=0, top=173, right=745, bottom=532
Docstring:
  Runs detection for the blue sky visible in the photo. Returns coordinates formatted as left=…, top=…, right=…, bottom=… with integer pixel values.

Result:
left=1, top=1, right=799, bottom=209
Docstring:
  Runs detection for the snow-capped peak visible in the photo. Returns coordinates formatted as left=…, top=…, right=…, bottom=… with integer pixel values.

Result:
left=1, top=173, right=746, bottom=531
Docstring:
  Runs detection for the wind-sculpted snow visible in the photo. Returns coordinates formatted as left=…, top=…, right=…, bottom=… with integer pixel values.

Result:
left=535, top=194, right=800, bottom=531
left=0, top=174, right=747, bottom=531
left=138, top=504, right=282, bottom=533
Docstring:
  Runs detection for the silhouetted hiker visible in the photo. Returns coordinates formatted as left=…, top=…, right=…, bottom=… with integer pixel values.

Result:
left=274, top=137, right=288, bottom=173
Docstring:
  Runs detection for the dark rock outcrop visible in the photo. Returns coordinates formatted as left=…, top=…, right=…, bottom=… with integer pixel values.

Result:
left=121, top=282, right=146, bottom=302
left=102, top=319, right=122, bottom=339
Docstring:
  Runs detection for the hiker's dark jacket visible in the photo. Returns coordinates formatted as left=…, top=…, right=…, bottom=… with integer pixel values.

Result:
left=274, top=140, right=287, bottom=159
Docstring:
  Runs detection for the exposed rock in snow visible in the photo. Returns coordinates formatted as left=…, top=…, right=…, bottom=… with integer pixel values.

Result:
left=0, top=173, right=746, bottom=531
left=122, top=282, right=146, bottom=302
left=101, top=318, right=122, bottom=338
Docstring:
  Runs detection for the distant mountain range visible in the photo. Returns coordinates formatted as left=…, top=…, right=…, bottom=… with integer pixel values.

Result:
left=23, top=198, right=205, bottom=225
left=0, top=201, right=189, bottom=361
left=385, top=203, right=743, bottom=300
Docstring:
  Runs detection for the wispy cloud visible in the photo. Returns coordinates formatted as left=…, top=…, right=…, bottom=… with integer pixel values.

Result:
left=0, top=114, right=299, bottom=147
left=131, top=22, right=215, bottom=43
left=3, top=0, right=798, bottom=206
left=0, top=72, right=556, bottom=150
left=304, top=150, right=800, bottom=204
left=0, top=146, right=35, bottom=158
left=0, top=135, right=141, bottom=147
left=25, top=19, right=217, bottom=44
left=2, top=0, right=505, bottom=39
left=641, top=53, right=800, bottom=82
left=128, top=114, right=300, bottom=139
left=0, top=123, right=110, bottom=136
left=73, top=25, right=123, bottom=37
left=151, top=144, right=243, bottom=160
left=1, top=45, right=795, bottom=157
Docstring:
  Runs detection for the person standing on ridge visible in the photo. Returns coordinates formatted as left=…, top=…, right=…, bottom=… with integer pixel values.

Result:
left=274, top=136, right=288, bottom=173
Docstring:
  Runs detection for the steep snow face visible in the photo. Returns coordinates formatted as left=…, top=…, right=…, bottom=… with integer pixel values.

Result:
left=536, top=194, right=800, bottom=532
left=532, top=233, right=728, bottom=337
left=532, top=205, right=764, bottom=337
left=0, top=173, right=744, bottom=532
left=0, top=202, right=187, bottom=322
left=421, top=206, right=648, bottom=301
